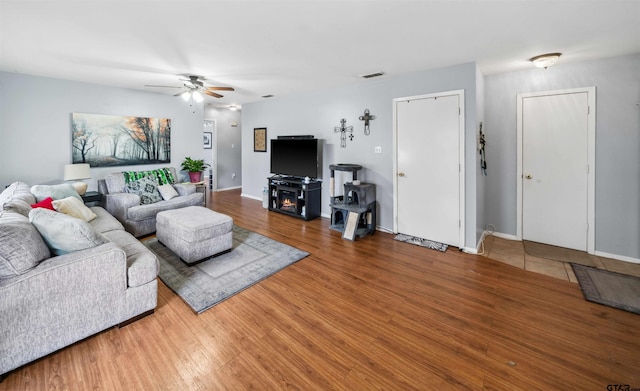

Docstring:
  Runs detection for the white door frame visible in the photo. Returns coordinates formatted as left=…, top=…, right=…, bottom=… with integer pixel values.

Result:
left=204, top=119, right=217, bottom=191
left=516, top=87, right=596, bottom=253
left=392, top=89, right=465, bottom=248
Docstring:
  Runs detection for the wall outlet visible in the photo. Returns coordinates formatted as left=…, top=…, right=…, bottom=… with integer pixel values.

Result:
left=231, top=143, right=235, bottom=149
left=374, top=146, right=383, bottom=154
left=232, top=173, right=236, bottom=179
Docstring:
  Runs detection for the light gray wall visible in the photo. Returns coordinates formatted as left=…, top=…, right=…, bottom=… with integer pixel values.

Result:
left=204, top=107, right=242, bottom=190
left=484, top=53, right=640, bottom=259
left=241, top=62, right=480, bottom=249
left=0, top=71, right=204, bottom=190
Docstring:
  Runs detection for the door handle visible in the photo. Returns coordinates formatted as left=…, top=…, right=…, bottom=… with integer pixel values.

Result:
left=525, top=174, right=533, bottom=180
left=398, top=172, right=405, bottom=177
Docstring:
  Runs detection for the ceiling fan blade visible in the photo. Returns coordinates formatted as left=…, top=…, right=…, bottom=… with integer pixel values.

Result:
left=145, top=85, right=182, bottom=88
left=173, top=91, right=188, bottom=97
left=202, top=90, right=224, bottom=98
left=205, top=86, right=235, bottom=91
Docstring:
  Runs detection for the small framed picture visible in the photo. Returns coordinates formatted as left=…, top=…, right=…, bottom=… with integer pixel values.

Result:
left=203, top=132, right=212, bottom=149
left=254, top=128, right=267, bottom=152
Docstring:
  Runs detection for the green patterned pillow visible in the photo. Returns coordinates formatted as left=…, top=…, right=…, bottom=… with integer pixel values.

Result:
left=159, top=168, right=175, bottom=184
left=122, top=168, right=174, bottom=185
left=124, top=176, right=163, bottom=204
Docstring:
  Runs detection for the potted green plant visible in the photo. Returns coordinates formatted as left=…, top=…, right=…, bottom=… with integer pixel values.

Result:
left=181, top=157, right=210, bottom=183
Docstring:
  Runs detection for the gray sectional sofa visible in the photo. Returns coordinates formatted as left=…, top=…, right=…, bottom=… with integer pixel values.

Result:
left=0, top=181, right=158, bottom=378
left=98, top=167, right=204, bottom=237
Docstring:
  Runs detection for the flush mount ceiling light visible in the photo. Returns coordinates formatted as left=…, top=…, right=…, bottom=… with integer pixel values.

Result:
left=530, top=53, right=562, bottom=69
left=229, top=105, right=238, bottom=111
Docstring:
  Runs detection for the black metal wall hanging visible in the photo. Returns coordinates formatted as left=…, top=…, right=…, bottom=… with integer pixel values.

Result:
left=358, top=109, right=376, bottom=135
left=334, top=118, right=354, bottom=148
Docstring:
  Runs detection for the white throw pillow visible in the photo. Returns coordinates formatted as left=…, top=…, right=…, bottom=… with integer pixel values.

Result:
left=53, top=196, right=97, bottom=222
left=157, top=184, right=179, bottom=201
left=29, top=208, right=108, bottom=256
left=30, top=183, right=82, bottom=202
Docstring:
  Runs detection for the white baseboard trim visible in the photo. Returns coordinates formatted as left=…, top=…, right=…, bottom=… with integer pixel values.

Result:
left=377, top=226, right=395, bottom=234
left=468, top=230, right=491, bottom=254
left=461, top=230, right=518, bottom=255
left=594, top=251, right=640, bottom=265
left=463, top=246, right=479, bottom=254
left=240, top=192, right=261, bottom=201
left=217, top=186, right=241, bottom=192
left=490, top=231, right=519, bottom=241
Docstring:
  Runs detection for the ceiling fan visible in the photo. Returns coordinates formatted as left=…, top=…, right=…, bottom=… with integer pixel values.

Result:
left=145, top=75, right=234, bottom=99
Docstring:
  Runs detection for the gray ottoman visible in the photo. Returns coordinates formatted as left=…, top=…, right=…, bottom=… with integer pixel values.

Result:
left=156, top=206, right=233, bottom=264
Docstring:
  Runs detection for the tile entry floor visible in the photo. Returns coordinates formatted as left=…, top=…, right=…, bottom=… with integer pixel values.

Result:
left=482, top=235, right=640, bottom=282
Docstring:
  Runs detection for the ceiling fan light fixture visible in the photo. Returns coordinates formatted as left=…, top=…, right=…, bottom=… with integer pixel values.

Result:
left=147, top=76, right=232, bottom=105
left=530, top=52, right=562, bottom=69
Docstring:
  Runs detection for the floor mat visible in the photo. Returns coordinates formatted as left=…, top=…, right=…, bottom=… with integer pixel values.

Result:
left=394, top=233, right=448, bottom=252
left=571, top=263, right=640, bottom=314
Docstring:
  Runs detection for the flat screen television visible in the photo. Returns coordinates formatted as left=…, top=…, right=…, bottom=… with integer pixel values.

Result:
left=270, top=138, right=321, bottom=179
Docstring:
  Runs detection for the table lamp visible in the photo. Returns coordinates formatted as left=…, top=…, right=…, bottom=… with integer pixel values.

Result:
left=64, top=163, right=91, bottom=195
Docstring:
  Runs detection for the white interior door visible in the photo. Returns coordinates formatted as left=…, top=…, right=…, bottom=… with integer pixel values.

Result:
left=203, top=120, right=216, bottom=191
left=521, top=92, right=590, bottom=251
left=394, top=91, right=463, bottom=247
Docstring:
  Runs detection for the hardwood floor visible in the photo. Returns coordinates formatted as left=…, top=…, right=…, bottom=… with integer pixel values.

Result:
left=3, top=188, right=639, bottom=390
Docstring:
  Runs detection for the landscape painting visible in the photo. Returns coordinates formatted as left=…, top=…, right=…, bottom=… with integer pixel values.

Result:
left=72, top=112, right=171, bottom=167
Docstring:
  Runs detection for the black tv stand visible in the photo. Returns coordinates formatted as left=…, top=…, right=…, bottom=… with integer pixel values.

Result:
left=277, top=135, right=314, bottom=140
left=268, top=176, right=321, bottom=220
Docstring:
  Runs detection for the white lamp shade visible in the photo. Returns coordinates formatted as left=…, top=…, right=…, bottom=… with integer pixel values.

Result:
left=64, top=164, right=91, bottom=181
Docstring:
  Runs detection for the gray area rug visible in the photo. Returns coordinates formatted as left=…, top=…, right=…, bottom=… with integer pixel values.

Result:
left=394, top=233, right=448, bottom=252
left=143, top=226, right=309, bottom=313
left=571, top=264, right=640, bottom=315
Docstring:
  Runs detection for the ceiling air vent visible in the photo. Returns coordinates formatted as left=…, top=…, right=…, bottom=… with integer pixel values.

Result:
left=360, top=72, right=385, bottom=79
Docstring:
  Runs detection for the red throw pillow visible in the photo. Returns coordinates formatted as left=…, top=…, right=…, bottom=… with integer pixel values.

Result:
left=31, top=197, right=55, bottom=211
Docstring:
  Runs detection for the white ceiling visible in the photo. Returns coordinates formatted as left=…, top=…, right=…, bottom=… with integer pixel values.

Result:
left=1, top=0, right=639, bottom=108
